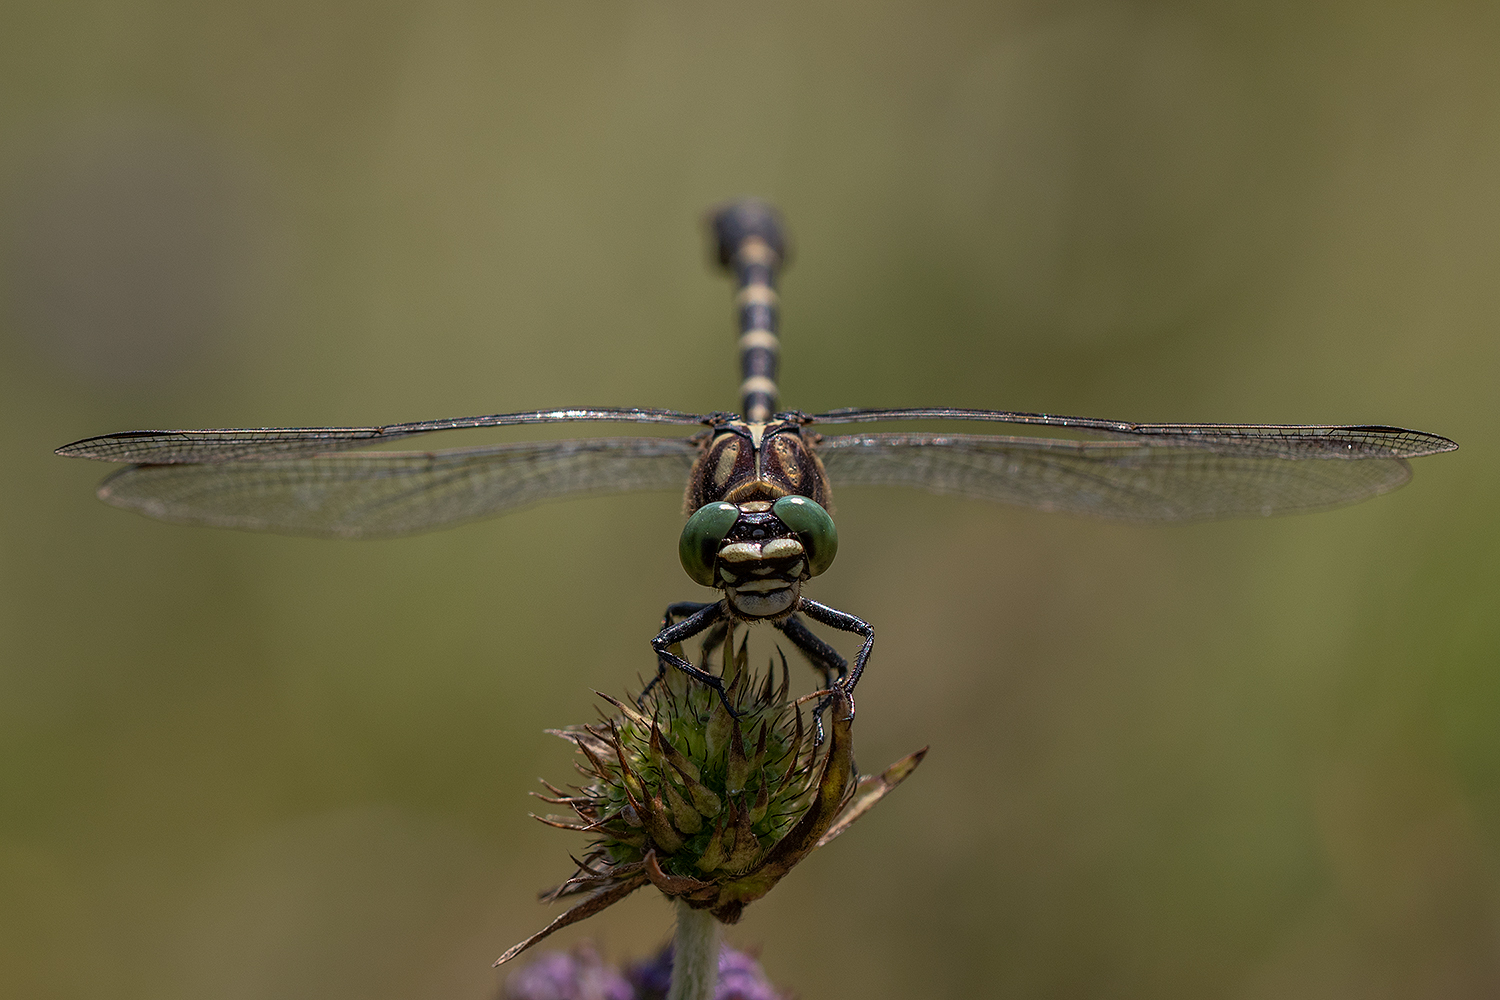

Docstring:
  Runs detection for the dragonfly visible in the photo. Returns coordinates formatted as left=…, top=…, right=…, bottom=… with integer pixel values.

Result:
left=56, top=199, right=1457, bottom=712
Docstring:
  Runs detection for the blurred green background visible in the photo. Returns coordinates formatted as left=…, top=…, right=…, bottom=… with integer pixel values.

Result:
left=2, top=2, right=1497, bottom=998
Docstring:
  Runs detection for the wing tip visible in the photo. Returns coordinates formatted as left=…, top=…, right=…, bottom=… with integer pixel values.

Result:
left=1386, top=427, right=1458, bottom=457
left=57, top=429, right=172, bottom=462
left=55, top=438, right=99, bottom=459
left=1429, top=434, right=1459, bottom=455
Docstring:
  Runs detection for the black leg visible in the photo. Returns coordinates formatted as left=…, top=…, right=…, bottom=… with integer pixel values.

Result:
left=695, top=621, right=730, bottom=669
left=638, top=601, right=719, bottom=703
left=661, top=601, right=716, bottom=626
left=649, top=601, right=741, bottom=714
left=773, top=613, right=848, bottom=689
left=796, top=599, right=874, bottom=717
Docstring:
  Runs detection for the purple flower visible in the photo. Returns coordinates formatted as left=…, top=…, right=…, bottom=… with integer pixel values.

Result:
left=715, top=947, right=785, bottom=1000
left=625, top=944, right=788, bottom=1000
left=624, top=945, right=672, bottom=996
left=505, top=947, right=635, bottom=1000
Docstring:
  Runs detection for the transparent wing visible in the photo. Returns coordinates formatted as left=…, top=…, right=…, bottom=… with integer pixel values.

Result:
left=56, top=407, right=711, bottom=464
left=96, top=437, right=702, bottom=538
left=816, top=433, right=1423, bottom=522
left=807, top=408, right=1457, bottom=459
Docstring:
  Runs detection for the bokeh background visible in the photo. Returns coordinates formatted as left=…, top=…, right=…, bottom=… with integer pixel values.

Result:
left=2, top=2, right=1497, bottom=998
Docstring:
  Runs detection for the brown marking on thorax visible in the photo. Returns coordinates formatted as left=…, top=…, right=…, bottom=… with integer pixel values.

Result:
left=684, top=419, right=832, bottom=512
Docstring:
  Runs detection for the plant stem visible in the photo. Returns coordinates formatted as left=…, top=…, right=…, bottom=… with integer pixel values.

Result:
left=667, top=899, right=719, bottom=1000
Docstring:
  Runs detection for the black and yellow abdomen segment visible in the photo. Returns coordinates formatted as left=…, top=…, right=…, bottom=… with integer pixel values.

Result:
left=710, top=199, right=787, bottom=423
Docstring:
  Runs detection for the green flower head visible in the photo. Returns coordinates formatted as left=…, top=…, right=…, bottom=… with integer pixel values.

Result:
left=496, top=626, right=925, bottom=967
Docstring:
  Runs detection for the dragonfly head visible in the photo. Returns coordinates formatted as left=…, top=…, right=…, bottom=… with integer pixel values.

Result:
left=679, top=496, right=838, bottom=619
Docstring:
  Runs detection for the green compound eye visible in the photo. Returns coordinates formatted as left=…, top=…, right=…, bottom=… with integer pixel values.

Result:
left=679, top=502, right=741, bottom=587
left=772, top=495, right=838, bottom=577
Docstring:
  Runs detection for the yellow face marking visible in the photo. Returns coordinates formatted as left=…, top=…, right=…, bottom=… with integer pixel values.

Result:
left=718, top=541, right=763, bottom=562
left=737, top=579, right=790, bottom=594
left=761, top=538, right=804, bottom=559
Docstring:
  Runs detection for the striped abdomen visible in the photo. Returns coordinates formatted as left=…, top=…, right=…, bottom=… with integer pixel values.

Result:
left=710, top=200, right=787, bottom=423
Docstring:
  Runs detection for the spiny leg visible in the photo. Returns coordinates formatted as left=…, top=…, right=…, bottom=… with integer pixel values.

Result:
left=649, top=601, right=742, bottom=715
left=796, top=599, right=874, bottom=719
left=773, top=613, right=851, bottom=741
left=639, top=601, right=718, bottom=704
left=773, top=613, right=848, bottom=690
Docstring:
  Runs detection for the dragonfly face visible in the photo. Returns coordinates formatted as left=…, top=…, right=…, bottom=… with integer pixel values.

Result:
left=679, top=496, right=839, bottom=620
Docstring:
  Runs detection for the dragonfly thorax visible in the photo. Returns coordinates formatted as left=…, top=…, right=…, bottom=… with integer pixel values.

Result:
left=683, top=417, right=832, bottom=511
